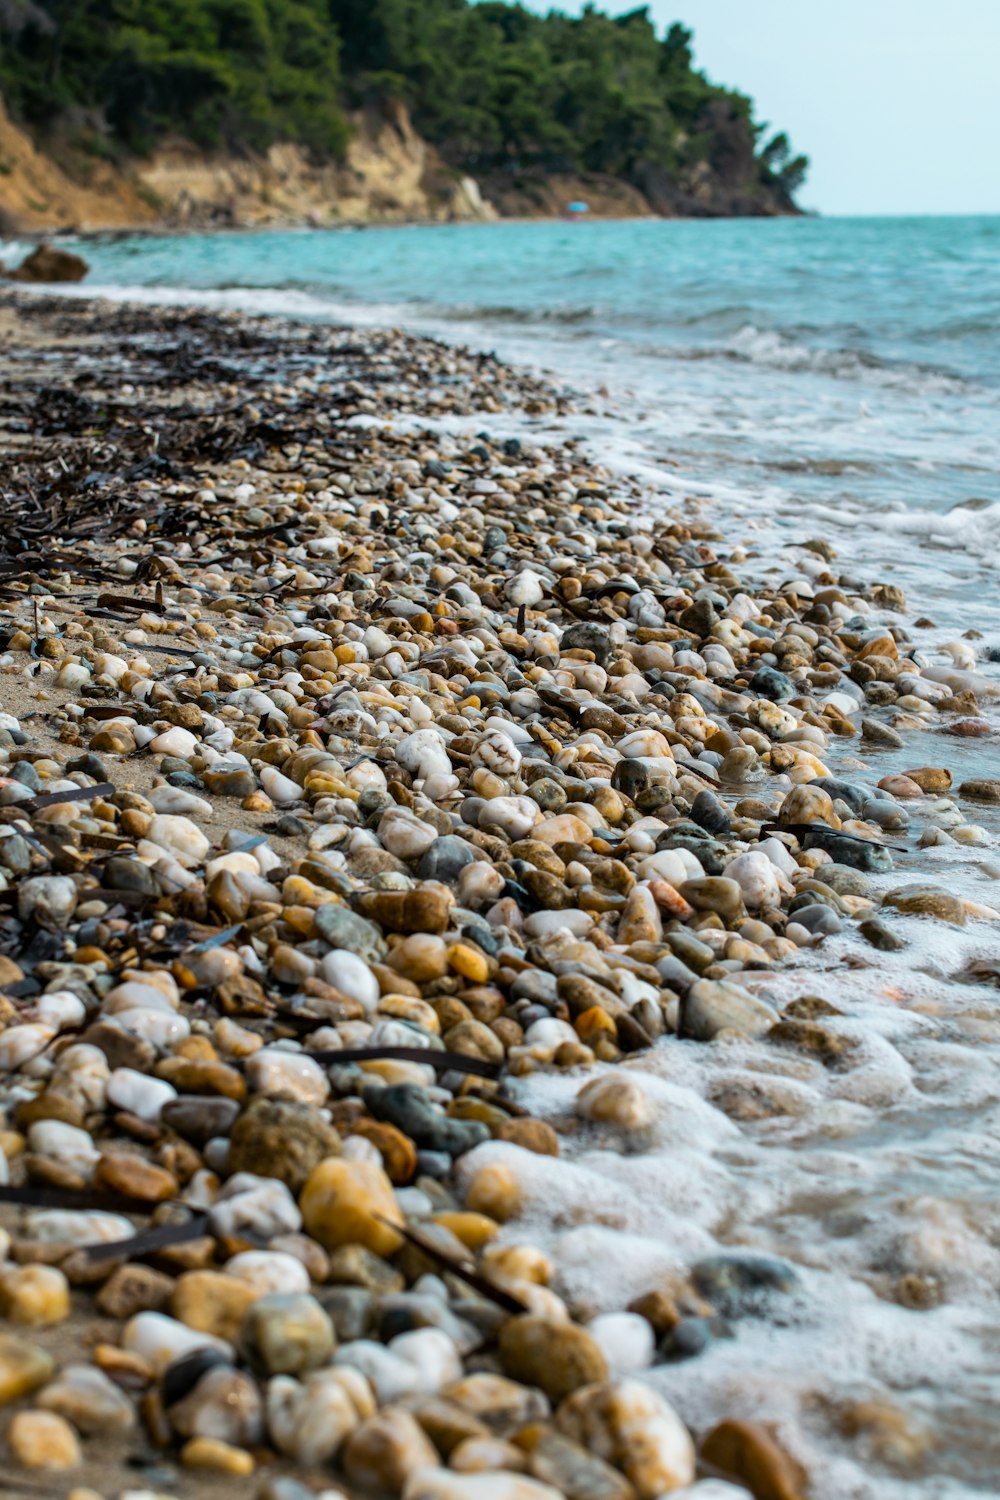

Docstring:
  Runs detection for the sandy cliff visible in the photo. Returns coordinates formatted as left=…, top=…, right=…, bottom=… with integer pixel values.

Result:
left=0, top=99, right=497, bottom=234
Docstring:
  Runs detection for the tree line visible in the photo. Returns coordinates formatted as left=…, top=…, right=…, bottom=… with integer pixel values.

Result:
left=0, top=1, right=808, bottom=204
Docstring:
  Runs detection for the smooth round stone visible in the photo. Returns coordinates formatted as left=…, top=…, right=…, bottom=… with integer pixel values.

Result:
left=7, top=1409, right=81, bottom=1470
left=0, top=1335, right=54, bottom=1405
left=246, top=1047, right=330, bottom=1106
left=17, top=875, right=78, bottom=927
left=556, top=1378, right=696, bottom=1499
left=499, top=1317, right=608, bottom=1404
left=161, top=1096, right=242, bottom=1143
left=23, top=1209, right=133, bottom=1247
left=418, top=835, right=476, bottom=883
left=333, top=1340, right=423, bottom=1403
left=723, top=852, right=781, bottom=911
left=300, top=1158, right=404, bottom=1255
left=123, top=1312, right=232, bottom=1375
left=388, top=1327, right=463, bottom=1391
left=0, top=1266, right=70, bottom=1326
left=319, top=949, right=380, bottom=1011
left=343, top=1408, right=439, bottom=1494
left=379, top=807, right=439, bottom=859
left=28, top=1121, right=100, bottom=1175
left=145, top=813, right=210, bottom=865
left=106, top=1067, right=177, bottom=1121
left=575, top=1073, right=656, bottom=1131
left=226, top=1252, right=311, bottom=1297
left=791, top=903, right=843, bottom=936
left=209, top=1174, right=302, bottom=1240
left=228, top=1099, right=341, bottom=1193
left=588, top=1312, right=656, bottom=1373
left=0, top=1023, right=55, bottom=1071
left=151, top=726, right=199, bottom=759
left=38, top=1362, right=135, bottom=1433
left=168, top=1362, right=264, bottom=1446
left=267, top=1368, right=371, bottom=1466
left=396, top=730, right=453, bottom=779
left=523, top=909, right=594, bottom=938
left=680, top=980, right=779, bottom=1042
left=242, top=1293, right=335, bottom=1375
left=478, top=796, right=538, bottom=841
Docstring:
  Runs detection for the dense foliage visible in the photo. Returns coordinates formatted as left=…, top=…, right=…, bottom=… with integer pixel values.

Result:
left=0, top=0, right=808, bottom=204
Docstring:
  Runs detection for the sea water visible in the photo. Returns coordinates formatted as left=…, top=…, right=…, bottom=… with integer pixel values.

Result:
left=12, top=215, right=1000, bottom=1497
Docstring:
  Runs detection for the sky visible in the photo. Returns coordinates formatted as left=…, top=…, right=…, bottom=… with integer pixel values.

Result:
left=520, top=0, right=1000, bottom=216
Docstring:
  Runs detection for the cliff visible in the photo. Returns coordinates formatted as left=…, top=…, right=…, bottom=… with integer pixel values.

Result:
left=0, top=99, right=498, bottom=234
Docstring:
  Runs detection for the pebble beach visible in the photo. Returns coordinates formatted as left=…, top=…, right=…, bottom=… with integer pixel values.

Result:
left=0, top=289, right=998, bottom=1500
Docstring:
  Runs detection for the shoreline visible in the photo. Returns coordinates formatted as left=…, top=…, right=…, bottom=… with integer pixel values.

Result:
left=0, top=289, right=998, bottom=1499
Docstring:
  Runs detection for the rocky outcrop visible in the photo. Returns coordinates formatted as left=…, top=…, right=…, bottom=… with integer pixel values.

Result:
left=7, top=246, right=89, bottom=282
left=0, top=99, right=496, bottom=233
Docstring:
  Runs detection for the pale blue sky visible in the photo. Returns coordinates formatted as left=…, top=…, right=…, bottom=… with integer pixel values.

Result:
left=520, top=1, right=1000, bottom=216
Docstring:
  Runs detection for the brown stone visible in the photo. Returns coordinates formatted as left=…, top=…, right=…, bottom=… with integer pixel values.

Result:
left=94, top=1153, right=178, bottom=1203
left=228, top=1098, right=341, bottom=1193
left=96, top=1265, right=175, bottom=1319
left=498, top=1316, right=608, bottom=1404
left=494, top=1118, right=560, bottom=1157
left=155, top=1058, right=246, bottom=1100
left=346, top=1120, right=417, bottom=1185
left=700, top=1420, right=805, bottom=1500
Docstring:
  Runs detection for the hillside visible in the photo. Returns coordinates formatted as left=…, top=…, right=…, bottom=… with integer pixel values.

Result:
left=0, top=2, right=808, bottom=231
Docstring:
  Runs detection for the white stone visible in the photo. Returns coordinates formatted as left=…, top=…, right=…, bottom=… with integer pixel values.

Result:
left=395, top=729, right=452, bottom=780
left=32, top=990, right=86, bottom=1031
left=260, top=767, right=303, bottom=805
left=506, top=570, right=546, bottom=608
left=28, top=1122, right=100, bottom=1175
left=246, top=1047, right=330, bottom=1106
left=17, top=875, right=77, bottom=926
left=209, top=1173, right=302, bottom=1240
left=319, top=951, right=380, bottom=1013
left=105, top=980, right=179, bottom=1014
left=388, top=1328, right=463, bottom=1392
left=267, top=1368, right=372, bottom=1466
left=225, top=1251, right=310, bottom=1297
left=334, top=1340, right=421, bottom=1403
left=671, top=1484, right=754, bottom=1500
left=150, top=784, right=213, bottom=817
left=587, top=1312, right=655, bottom=1372
left=146, top=814, right=210, bottom=867
left=471, top=728, right=522, bottom=778
left=378, top=807, right=438, bottom=860
left=757, top=837, right=799, bottom=878
left=522, top=910, right=593, bottom=938
left=0, top=1023, right=54, bottom=1071
left=723, top=851, right=782, bottom=911
left=115, top=1010, right=191, bottom=1050
left=106, top=1067, right=177, bottom=1121
left=122, top=1311, right=232, bottom=1374
left=150, top=726, right=199, bottom=759
left=23, top=1210, right=134, bottom=1246
left=478, top=795, right=538, bottom=841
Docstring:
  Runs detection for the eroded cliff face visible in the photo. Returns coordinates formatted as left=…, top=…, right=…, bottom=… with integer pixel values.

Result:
left=0, top=100, right=496, bottom=234
left=0, top=94, right=793, bottom=235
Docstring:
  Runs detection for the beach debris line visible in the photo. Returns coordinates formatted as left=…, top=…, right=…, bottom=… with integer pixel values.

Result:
left=0, top=290, right=993, bottom=1499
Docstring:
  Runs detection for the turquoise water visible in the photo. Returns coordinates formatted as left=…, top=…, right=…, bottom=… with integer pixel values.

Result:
left=20, top=215, right=1000, bottom=632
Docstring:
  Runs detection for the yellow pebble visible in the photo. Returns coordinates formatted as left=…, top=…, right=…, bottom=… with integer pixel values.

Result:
left=464, top=1160, right=523, bottom=1223
left=181, top=1437, right=255, bottom=1476
left=432, top=1211, right=501, bottom=1250
left=447, top=942, right=490, bottom=984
